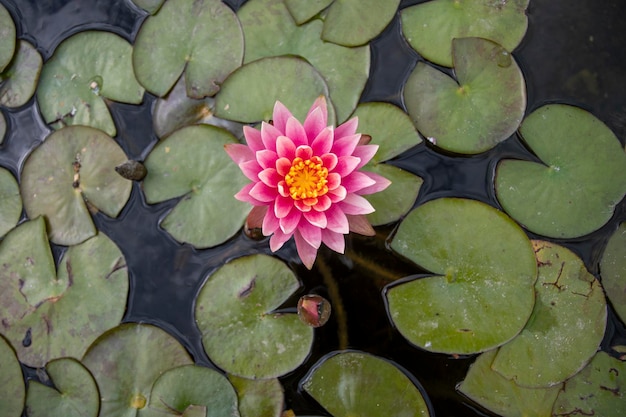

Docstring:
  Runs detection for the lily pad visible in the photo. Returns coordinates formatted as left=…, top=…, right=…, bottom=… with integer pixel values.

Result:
left=82, top=323, right=193, bottom=417
left=142, top=124, right=249, bottom=248
left=131, top=0, right=165, bottom=14
left=284, top=0, right=333, bottom=24
left=403, top=37, right=526, bottom=154
left=195, top=254, right=314, bottom=379
left=228, top=375, right=284, bottom=417
left=401, top=0, right=529, bottom=67
left=238, top=0, right=369, bottom=122
left=0, top=217, right=129, bottom=368
left=491, top=240, right=607, bottom=387
left=600, top=223, right=626, bottom=324
left=0, top=3, right=15, bottom=73
left=301, top=350, right=431, bottom=417
left=214, top=56, right=334, bottom=125
left=0, top=110, right=5, bottom=144
left=495, top=104, right=626, bottom=238
left=25, top=358, right=99, bottom=417
left=0, top=167, right=21, bottom=239
left=37, top=30, right=144, bottom=136
left=552, top=351, right=626, bottom=417
left=133, top=0, right=243, bottom=98
left=0, top=334, right=25, bottom=417
left=20, top=125, right=132, bottom=246
left=387, top=198, right=537, bottom=354
left=321, top=0, right=401, bottom=47
left=458, top=349, right=561, bottom=417
left=143, top=365, right=239, bottom=417
left=0, top=40, right=42, bottom=108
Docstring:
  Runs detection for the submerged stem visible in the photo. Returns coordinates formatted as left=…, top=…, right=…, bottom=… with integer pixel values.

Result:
left=317, top=256, right=349, bottom=350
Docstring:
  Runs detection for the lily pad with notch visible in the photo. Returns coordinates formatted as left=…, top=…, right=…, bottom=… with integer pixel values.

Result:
left=0, top=334, right=24, bottom=417
left=0, top=166, right=21, bottom=239
left=228, top=375, right=284, bottom=417
left=600, top=222, right=626, bottom=324
left=195, top=254, right=314, bottom=379
left=142, top=124, right=249, bottom=248
left=133, top=0, right=243, bottom=99
left=20, top=125, right=132, bottom=246
left=0, top=217, right=128, bottom=368
left=403, top=37, right=526, bottom=154
left=37, top=30, right=144, bottom=137
left=284, top=0, right=332, bottom=24
left=0, top=3, right=15, bottom=73
left=495, top=104, right=626, bottom=238
left=0, top=40, right=42, bottom=108
left=387, top=197, right=537, bottom=355
left=401, top=0, right=529, bottom=67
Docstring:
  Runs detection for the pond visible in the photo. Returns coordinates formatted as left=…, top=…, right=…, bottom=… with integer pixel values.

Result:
left=0, top=0, right=625, bottom=416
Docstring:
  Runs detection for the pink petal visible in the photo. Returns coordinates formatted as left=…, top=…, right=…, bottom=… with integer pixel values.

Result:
left=277, top=180, right=289, bottom=197
left=295, top=145, right=313, bottom=161
left=256, top=150, right=278, bottom=170
left=304, top=210, right=327, bottom=229
left=304, top=105, right=327, bottom=140
left=270, top=228, right=292, bottom=252
left=261, top=122, right=282, bottom=151
left=320, top=153, right=338, bottom=171
left=339, top=193, right=375, bottom=215
left=321, top=229, right=345, bottom=254
left=313, top=194, right=332, bottom=212
left=294, top=230, right=317, bottom=269
left=325, top=204, right=349, bottom=234
left=335, top=116, right=358, bottom=139
left=295, top=200, right=312, bottom=212
left=224, top=143, right=254, bottom=165
left=297, top=220, right=322, bottom=249
left=274, top=195, right=294, bottom=218
left=249, top=182, right=277, bottom=202
left=276, top=135, right=296, bottom=160
left=280, top=209, right=302, bottom=235
left=328, top=185, right=347, bottom=203
left=258, top=168, right=281, bottom=187
left=276, top=157, right=292, bottom=176
left=235, top=183, right=264, bottom=205
left=286, top=117, right=308, bottom=147
left=306, top=96, right=328, bottom=125
left=326, top=172, right=341, bottom=191
left=331, top=134, right=361, bottom=157
left=246, top=205, right=267, bottom=230
left=310, top=127, right=334, bottom=156
left=333, top=155, right=361, bottom=177
left=347, top=214, right=375, bottom=236
left=272, top=101, right=293, bottom=134
left=341, top=171, right=377, bottom=193
left=262, top=204, right=280, bottom=235
left=352, top=144, right=379, bottom=169
left=243, top=126, right=264, bottom=152
left=358, top=171, right=392, bottom=195
left=240, top=160, right=262, bottom=181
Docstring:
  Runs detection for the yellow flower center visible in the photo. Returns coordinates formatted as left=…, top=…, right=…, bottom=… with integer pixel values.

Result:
left=284, top=156, right=328, bottom=200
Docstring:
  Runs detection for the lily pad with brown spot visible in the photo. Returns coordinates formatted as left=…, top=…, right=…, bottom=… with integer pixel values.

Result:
left=0, top=3, right=16, bottom=73
left=600, top=223, right=626, bottom=324
left=0, top=334, right=25, bottom=417
left=0, top=40, right=42, bottom=108
left=0, top=166, right=21, bottom=239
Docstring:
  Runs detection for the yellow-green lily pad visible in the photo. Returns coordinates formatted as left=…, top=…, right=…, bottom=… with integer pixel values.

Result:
left=0, top=3, right=15, bottom=73
left=600, top=223, right=626, bottom=324
left=238, top=0, right=369, bottom=122
left=0, top=334, right=25, bottom=417
left=195, top=254, right=314, bottom=379
left=0, top=166, right=21, bottom=239
left=301, top=351, right=431, bottom=416
left=142, top=124, right=249, bottom=248
left=0, top=217, right=128, bottom=368
left=20, top=125, right=132, bottom=246
left=37, top=31, right=144, bottom=137
left=228, top=375, right=284, bottom=417
left=284, top=0, right=332, bottom=24
left=25, top=358, right=99, bottom=417
left=133, top=0, right=243, bottom=98
left=491, top=240, right=607, bottom=388
left=0, top=40, right=42, bottom=108
left=401, top=0, right=529, bottom=67
left=404, top=37, right=526, bottom=154
left=495, top=104, right=626, bottom=238
left=82, top=323, right=193, bottom=417
left=388, top=198, right=537, bottom=354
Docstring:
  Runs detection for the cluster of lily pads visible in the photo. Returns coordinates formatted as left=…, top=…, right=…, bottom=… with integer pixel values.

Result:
left=0, top=0, right=625, bottom=416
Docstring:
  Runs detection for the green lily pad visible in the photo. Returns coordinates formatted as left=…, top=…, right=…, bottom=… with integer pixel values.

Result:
left=214, top=56, right=333, bottom=125
left=131, top=0, right=165, bottom=14
left=321, top=0, right=401, bottom=47
left=495, top=104, right=626, bottom=238
left=142, top=365, right=239, bottom=417
left=142, top=124, right=249, bottom=248
left=404, top=37, right=526, bottom=154
left=20, top=125, right=132, bottom=246
left=0, top=40, right=42, bottom=108
left=82, top=323, right=193, bottom=417
left=387, top=198, right=537, bottom=354
left=552, top=351, right=626, bottom=417
left=0, top=334, right=25, bottom=417
left=195, top=254, right=314, bottom=379
left=228, top=375, right=284, bottom=417
left=401, top=0, right=529, bottom=67
left=133, top=0, right=243, bottom=98
left=238, top=0, right=369, bottom=122
left=37, top=30, right=144, bottom=136
left=301, top=351, right=431, bottom=416
left=0, top=3, right=16, bottom=73
left=284, top=0, right=333, bottom=24
left=0, top=167, right=21, bottom=239
left=0, top=217, right=129, bottom=368
left=0, top=110, right=5, bottom=144
left=25, top=358, right=99, bottom=417
left=458, top=349, right=561, bottom=417
left=600, top=223, right=626, bottom=324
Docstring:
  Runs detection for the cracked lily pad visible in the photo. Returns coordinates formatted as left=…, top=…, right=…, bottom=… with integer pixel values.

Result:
left=37, top=30, right=144, bottom=137
left=0, top=217, right=128, bottom=368
left=0, top=167, right=21, bottom=239
left=238, top=0, right=369, bottom=122
left=142, top=124, right=249, bottom=248
left=25, top=358, right=99, bottom=417
left=133, top=0, right=243, bottom=98
left=195, top=254, right=314, bottom=379
left=82, top=323, right=193, bottom=417
left=0, top=3, right=15, bottom=73
left=0, top=40, right=42, bottom=108
left=0, top=334, right=25, bottom=417
left=229, top=375, right=284, bottom=417
left=387, top=198, right=537, bottom=355
left=351, top=102, right=423, bottom=225
left=404, top=37, right=526, bottom=154
left=401, top=0, right=529, bottom=67
left=21, top=125, right=132, bottom=246
left=601, top=223, right=626, bottom=324
left=301, top=351, right=431, bottom=417
left=495, top=104, right=626, bottom=238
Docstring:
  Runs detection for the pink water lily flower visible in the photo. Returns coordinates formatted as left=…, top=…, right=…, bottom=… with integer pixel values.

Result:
left=225, top=97, right=390, bottom=269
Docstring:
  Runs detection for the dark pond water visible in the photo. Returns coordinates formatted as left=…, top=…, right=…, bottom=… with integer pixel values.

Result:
left=1, top=0, right=625, bottom=416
